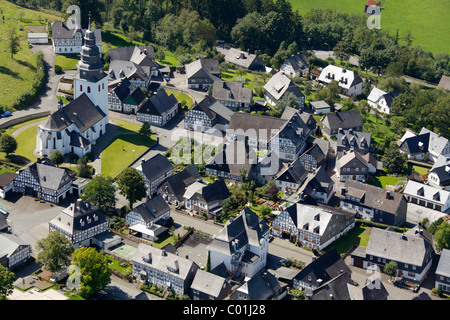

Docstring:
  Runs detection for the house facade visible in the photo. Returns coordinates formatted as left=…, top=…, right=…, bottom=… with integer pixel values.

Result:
left=207, top=208, right=271, bottom=279
left=321, top=110, right=363, bottom=137
left=435, top=249, right=450, bottom=293
left=318, top=65, right=363, bottom=96
left=51, top=20, right=102, bottom=55
left=403, top=180, right=450, bottom=212
left=351, top=227, right=434, bottom=284
left=428, top=156, right=450, bottom=190
left=280, top=54, right=310, bottom=78
left=13, top=158, right=74, bottom=204
left=336, top=149, right=369, bottom=182
left=190, top=270, right=231, bottom=300
left=137, top=154, right=174, bottom=196
left=271, top=203, right=355, bottom=251
left=183, top=180, right=230, bottom=218
left=157, top=166, right=199, bottom=207
left=125, top=194, right=170, bottom=241
left=132, top=243, right=199, bottom=296
left=263, top=72, right=305, bottom=108
left=275, top=159, right=308, bottom=194
left=337, top=129, right=372, bottom=155
left=136, top=88, right=179, bottom=127
left=212, top=80, right=253, bottom=111
left=0, top=234, right=31, bottom=270
left=184, top=96, right=233, bottom=133
left=340, top=179, right=408, bottom=226
left=367, top=87, right=402, bottom=114
left=49, top=199, right=109, bottom=248
left=185, top=59, right=220, bottom=89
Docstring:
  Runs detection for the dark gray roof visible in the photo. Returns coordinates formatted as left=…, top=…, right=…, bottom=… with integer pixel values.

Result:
left=206, top=142, right=257, bottom=178
left=233, top=270, right=281, bottom=300
left=41, top=93, right=106, bottom=133
left=189, top=96, right=217, bottom=121
left=283, top=54, right=309, bottom=72
left=137, top=88, right=178, bottom=117
left=0, top=214, right=8, bottom=232
left=300, top=143, right=326, bottom=164
left=382, top=91, right=402, bottom=107
left=125, top=87, right=147, bottom=106
left=276, top=159, right=308, bottom=184
left=399, top=132, right=430, bottom=155
left=322, top=110, right=363, bottom=131
left=337, top=129, right=372, bottom=150
left=430, top=165, right=450, bottom=185
left=140, top=154, right=174, bottom=182
left=300, top=167, right=334, bottom=195
left=212, top=81, right=252, bottom=105
left=111, top=78, right=133, bottom=102
left=159, top=168, right=198, bottom=202
left=51, top=21, right=102, bottom=46
left=309, top=272, right=353, bottom=300
left=69, top=131, right=90, bottom=148
left=186, top=59, right=220, bottom=80
left=228, top=112, right=285, bottom=134
left=130, top=194, right=170, bottom=224
left=190, top=269, right=230, bottom=298
left=21, top=158, right=73, bottom=191
left=343, top=179, right=404, bottom=214
left=294, top=248, right=352, bottom=288
left=109, top=45, right=155, bottom=62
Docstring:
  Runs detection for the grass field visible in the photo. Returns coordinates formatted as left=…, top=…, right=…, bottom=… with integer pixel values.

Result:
left=55, top=54, right=79, bottom=71
left=325, top=225, right=371, bottom=255
left=289, top=0, right=450, bottom=55
left=100, top=134, right=156, bottom=178
left=165, top=90, right=194, bottom=108
left=0, top=0, right=62, bottom=109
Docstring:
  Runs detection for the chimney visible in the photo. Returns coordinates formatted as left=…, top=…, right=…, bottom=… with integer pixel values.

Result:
left=386, top=191, right=391, bottom=199
left=141, top=158, right=145, bottom=165
left=341, top=187, right=346, bottom=196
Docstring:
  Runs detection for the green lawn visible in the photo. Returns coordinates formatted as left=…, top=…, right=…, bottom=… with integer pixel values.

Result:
left=0, top=0, right=62, bottom=109
left=325, top=225, right=371, bottom=255
left=165, top=90, right=194, bottom=108
left=55, top=54, right=79, bottom=71
left=100, top=134, right=156, bottom=178
left=13, top=124, right=39, bottom=162
left=156, top=50, right=180, bottom=67
left=111, top=118, right=146, bottom=133
left=288, top=0, right=450, bottom=55
left=107, top=256, right=132, bottom=276
left=368, top=175, right=400, bottom=189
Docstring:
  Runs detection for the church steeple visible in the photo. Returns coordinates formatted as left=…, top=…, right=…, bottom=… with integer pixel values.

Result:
left=76, top=13, right=104, bottom=82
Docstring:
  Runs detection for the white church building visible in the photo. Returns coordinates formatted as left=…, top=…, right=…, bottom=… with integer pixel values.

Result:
left=37, top=21, right=109, bottom=158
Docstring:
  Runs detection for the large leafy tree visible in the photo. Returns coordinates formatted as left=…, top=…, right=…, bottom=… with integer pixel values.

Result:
left=382, top=144, right=408, bottom=174
left=50, top=149, right=64, bottom=167
left=434, top=222, right=450, bottom=252
left=71, top=247, right=111, bottom=298
left=0, top=265, right=15, bottom=300
left=116, top=167, right=146, bottom=209
left=0, top=134, right=17, bottom=156
left=6, top=25, right=20, bottom=59
left=384, top=261, right=398, bottom=280
left=36, top=231, right=74, bottom=272
left=81, top=175, right=117, bottom=212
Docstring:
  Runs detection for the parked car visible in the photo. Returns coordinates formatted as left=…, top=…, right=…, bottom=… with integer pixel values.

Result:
left=1, top=111, right=12, bottom=118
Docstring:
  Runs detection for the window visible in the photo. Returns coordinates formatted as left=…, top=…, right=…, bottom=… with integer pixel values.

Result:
left=80, top=85, right=83, bottom=91
left=87, top=86, right=91, bottom=93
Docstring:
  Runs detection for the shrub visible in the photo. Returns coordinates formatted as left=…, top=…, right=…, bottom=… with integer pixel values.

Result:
left=54, top=65, right=62, bottom=74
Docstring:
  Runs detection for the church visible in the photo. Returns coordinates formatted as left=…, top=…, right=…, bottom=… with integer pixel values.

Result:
left=37, top=20, right=108, bottom=158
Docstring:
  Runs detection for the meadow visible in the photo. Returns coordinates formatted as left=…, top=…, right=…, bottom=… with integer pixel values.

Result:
left=289, top=0, right=450, bottom=55
left=0, top=0, right=62, bottom=109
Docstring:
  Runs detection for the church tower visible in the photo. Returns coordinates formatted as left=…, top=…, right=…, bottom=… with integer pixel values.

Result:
left=73, top=17, right=109, bottom=122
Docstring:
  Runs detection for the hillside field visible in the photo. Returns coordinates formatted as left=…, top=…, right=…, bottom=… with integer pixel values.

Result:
left=289, top=0, right=450, bottom=55
left=0, top=0, right=62, bottom=109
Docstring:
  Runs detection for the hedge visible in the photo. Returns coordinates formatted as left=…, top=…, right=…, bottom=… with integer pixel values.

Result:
left=356, top=219, right=409, bottom=233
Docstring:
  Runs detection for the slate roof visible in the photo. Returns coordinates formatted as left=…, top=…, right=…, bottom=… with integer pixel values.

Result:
left=20, top=158, right=73, bottom=191
left=130, top=194, right=170, bottom=224
left=111, top=78, right=133, bottom=102
left=216, top=46, right=263, bottom=70
left=0, top=214, right=9, bottom=232
left=190, top=269, right=230, bottom=298
left=109, top=45, right=155, bottom=62
left=310, top=100, right=331, bottom=111
left=206, top=142, right=257, bottom=178
left=188, top=95, right=217, bottom=121
left=207, top=207, right=270, bottom=256
left=294, top=247, right=352, bottom=289
left=51, top=21, right=102, bottom=46
left=399, top=132, right=430, bottom=155
left=367, top=87, right=387, bottom=104
left=419, top=127, right=449, bottom=156
left=132, top=243, right=198, bottom=281
left=137, top=88, right=178, bottom=117
left=276, top=158, right=308, bottom=184
left=159, top=167, right=198, bottom=202
left=212, top=80, right=253, bottom=105
left=108, top=60, right=150, bottom=82
left=228, top=112, right=285, bottom=135
left=139, top=154, right=174, bottom=183
left=49, top=199, right=107, bottom=236
left=343, top=179, right=405, bottom=214
left=282, top=54, right=309, bottom=73
left=322, top=110, right=363, bottom=132
left=300, top=143, right=327, bottom=165
left=0, top=233, right=30, bottom=258
left=233, top=270, right=281, bottom=300
left=183, top=179, right=231, bottom=204
left=338, top=149, right=369, bottom=169
left=124, top=87, right=147, bottom=106
left=40, top=93, right=106, bottom=133
left=299, top=166, right=334, bottom=196
left=309, top=272, right=353, bottom=300
left=365, top=227, right=433, bottom=267
left=185, top=59, right=220, bottom=80
left=263, top=72, right=305, bottom=102
left=337, top=129, right=372, bottom=150
left=436, top=248, right=450, bottom=278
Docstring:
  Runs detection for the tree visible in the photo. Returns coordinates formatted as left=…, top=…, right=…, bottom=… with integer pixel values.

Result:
left=71, top=247, right=111, bottom=298
left=384, top=261, right=398, bottom=280
left=77, top=157, right=92, bottom=178
left=50, top=150, right=64, bottom=167
left=0, top=134, right=17, bottom=156
left=333, top=41, right=351, bottom=62
left=81, top=175, right=117, bottom=212
left=434, top=222, right=450, bottom=252
left=382, top=144, right=407, bottom=174
left=139, top=122, right=152, bottom=137
left=6, top=25, right=20, bottom=59
left=35, top=231, right=74, bottom=272
left=0, top=265, right=15, bottom=300
left=116, top=167, right=146, bottom=208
